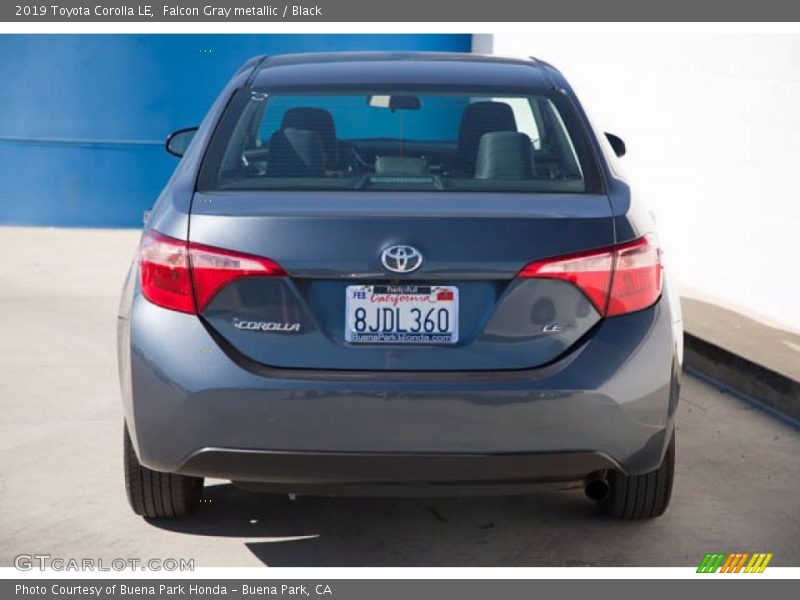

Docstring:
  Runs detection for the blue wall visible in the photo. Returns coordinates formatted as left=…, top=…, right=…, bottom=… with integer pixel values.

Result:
left=0, top=35, right=471, bottom=227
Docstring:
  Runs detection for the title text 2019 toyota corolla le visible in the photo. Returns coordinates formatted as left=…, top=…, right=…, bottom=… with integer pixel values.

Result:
left=118, top=52, right=682, bottom=520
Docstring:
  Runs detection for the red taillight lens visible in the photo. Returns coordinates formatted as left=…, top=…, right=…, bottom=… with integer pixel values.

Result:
left=605, top=236, right=662, bottom=317
left=139, top=230, right=194, bottom=313
left=189, top=242, right=286, bottom=312
left=518, top=249, right=614, bottom=313
left=139, top=230, right=286, bottom=314
left=517, top=235, right=662, bottom=317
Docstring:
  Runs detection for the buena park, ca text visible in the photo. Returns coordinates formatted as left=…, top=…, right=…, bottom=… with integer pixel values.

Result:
left=16, top=584, right=334, bottom=597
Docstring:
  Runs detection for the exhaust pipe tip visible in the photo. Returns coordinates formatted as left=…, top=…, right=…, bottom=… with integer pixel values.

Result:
left=584, top=475, right=610, bottom=501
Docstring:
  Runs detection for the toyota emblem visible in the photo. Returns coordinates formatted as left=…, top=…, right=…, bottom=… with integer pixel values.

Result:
left=380, top=245, right=423, bottom=274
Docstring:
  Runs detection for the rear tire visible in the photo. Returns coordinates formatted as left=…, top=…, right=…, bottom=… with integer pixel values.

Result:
left=124, top=425, right=203, bottom=518
left=600, top=432, right=675, bottom=520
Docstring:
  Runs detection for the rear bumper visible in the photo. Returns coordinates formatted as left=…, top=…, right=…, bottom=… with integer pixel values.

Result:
left=181, top=449, right=620, bottom=497
left=119, top=290, right=681, bottom=489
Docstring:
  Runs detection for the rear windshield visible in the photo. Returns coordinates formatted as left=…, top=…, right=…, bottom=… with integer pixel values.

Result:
left=197, top=89, right=602, bottom=193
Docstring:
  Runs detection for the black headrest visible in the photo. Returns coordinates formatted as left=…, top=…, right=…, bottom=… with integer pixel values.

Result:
left=457, top=102, right=517, bottom=174
left=267, top=128, right=326, bottom=178
left=281, top=107, right=338, bottom=167
left=475, top=132, right=534, bottom=180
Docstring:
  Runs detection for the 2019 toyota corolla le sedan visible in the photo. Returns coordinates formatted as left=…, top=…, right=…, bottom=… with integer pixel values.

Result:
left=118, top=52, right=683, bottom=520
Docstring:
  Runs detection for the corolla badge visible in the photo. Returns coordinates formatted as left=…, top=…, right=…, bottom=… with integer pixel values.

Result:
left=232, top=318, right=301, bottom=333
left=381, top=245, right=423, bottom=274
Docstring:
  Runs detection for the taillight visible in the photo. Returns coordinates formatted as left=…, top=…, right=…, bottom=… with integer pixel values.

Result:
left=518, top=235, right=662, bottom=317
left=139, top=230, right=194, bottom=313
left=189, top=242, right=286, bottom=312
left=605, top=236, right=662, bottom=317
left=139, top=229, right=286, bottom=314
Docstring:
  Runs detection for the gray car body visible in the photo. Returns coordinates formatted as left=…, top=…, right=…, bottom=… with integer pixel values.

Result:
left=118, top=53, right=683, bottom=495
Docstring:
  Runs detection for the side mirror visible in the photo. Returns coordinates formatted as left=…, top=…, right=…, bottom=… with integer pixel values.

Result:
left=605, top=132, right=626, bottom=158
left=165, top=127, right=199, bottom=157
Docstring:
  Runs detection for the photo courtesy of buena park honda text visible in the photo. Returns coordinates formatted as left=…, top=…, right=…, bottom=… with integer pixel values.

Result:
left=0, top=0, right=798, bottom=596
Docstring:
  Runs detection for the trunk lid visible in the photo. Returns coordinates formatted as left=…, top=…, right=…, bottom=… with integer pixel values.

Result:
left=190, top=191, right=613, bottom=371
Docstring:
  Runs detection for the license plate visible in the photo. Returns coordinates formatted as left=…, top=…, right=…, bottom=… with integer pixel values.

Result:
left=345, top=285, right=458, bottom=344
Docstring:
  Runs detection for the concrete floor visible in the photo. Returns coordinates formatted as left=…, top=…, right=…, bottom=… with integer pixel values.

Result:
left=1, top=226, right=798, bottom=567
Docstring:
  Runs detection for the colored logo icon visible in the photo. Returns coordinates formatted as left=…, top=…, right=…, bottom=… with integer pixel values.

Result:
left=697, top=552, right=773, bottom=573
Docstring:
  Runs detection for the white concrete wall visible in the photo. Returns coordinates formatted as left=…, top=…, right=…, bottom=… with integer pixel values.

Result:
left=484, top=34, right=800, bottom=333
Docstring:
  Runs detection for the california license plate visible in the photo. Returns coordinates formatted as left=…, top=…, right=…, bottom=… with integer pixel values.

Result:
left=345, top=285, right=459, bottom=344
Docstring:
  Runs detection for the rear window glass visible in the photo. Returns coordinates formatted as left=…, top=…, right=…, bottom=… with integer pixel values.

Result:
left=198, top=90, right=602, bottom=194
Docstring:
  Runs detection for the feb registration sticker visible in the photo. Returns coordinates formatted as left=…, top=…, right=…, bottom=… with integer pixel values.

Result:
left=345, top=285, right=459, bottom=344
